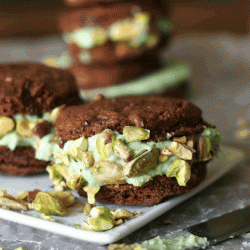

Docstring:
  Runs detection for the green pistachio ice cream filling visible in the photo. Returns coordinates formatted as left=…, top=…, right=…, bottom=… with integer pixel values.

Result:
left=53, top=127, right=221, bottom=187
left=0, top=113, right=55, bottom=161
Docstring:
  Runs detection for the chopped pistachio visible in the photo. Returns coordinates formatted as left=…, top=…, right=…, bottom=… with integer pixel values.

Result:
left=92, top=161, right=127, bottom=184
left=67, top=136, right=88, bottom=160
left=32, top=192, right=67, bottom=216
left=123, top=126, right=150, bottom=143
left=168, top=142, right=193, bottom=160
left=186, top=135, right=195, bottom=148
left=92, top=27, right=108, bottom=45
left=49, top=105, right=65, bottom=123
left=46, top=165, right=64, bottom=185
left=83, top=186, right=100, bottom=204
left=55, top=152, right=70, bottom=166
left=66, top=172, right=85, bottom=191
left=88, top=206, right=115, bottom=231
left=123, top=148, right=160, bottom=177
left=81, top=221, right=94, bottom=231
left=111, top=209, right=134, bottom=220
left=158, top=154, right=169, bottom=163
left=167, top=159, right=191, bottom=186
left=0, top=197, right=27, bottom=210
left=16, top=118, right=36, bottom=138
left=160, top=147, right=174, bottom=156
left=197, top=136, right=212, bottom=161
left=83, top=203, right=95, bottom=216
left=96, top=129, right=116, bottom=159
left=53, top=191, right=75, bottom=207
left=108, top=243, right=142, bottom=250
left=15, top=190, right=29, bottom=200
left=114, top=219, right=123, bottom=226
left=114, top=139, right=133, bottom=162
left=41, top=213, right=55, bottom=222
left=0, top=189, right=13, bottom=199
left=173, top=136, right=187, bottom=144
left=0, top=116, right=15, bottom=138
left=81, top=151, right=95, bottom=168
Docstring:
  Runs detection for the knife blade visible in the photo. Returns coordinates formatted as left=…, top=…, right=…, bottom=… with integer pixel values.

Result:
left=184, top=205, right=250, bottom=249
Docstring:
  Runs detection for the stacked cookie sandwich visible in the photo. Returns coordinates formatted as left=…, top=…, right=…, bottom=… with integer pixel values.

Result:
left=58, top=0, right=171, bottom=89
left=48, top=95, right=221, bottom=206
left=0, top=63, right=81, bottom=175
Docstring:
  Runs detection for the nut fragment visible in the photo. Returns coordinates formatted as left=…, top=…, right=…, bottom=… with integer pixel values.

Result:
left=83, top=186, right=100, bottom=204
left=111, top=209, right=134, bottom=220
left=167, top=159, right=191, bottom=186
left=32, top=192, right=67, bottom=216
left=168, top=142, right=193, bottom=160
left=92, top=161, right=127, bottom=184
left=114, top=139, right=133, bottom=162
left=16, top=118, right=36, bottom=138
left=0, top=197, right=28, bottom=210
left=53, top=191, right=75, bottom=207
left=67, top=136, right=88, bottom=160
left=173, top=136, right=187, bottom=144
left=55, top=152, right=70, bottom=166
left=108, top=244, right=142, bottom=250
left=83, top=203, right=95, bottom=216
left=15, top=190, right=29, bottom=200
left=49, top=105, right=65, bottom=123
left=186, top=135, right=195, bottom=148
left=197, top=136, right=212, bottom=161
left=46, top=165, right=64, bottom=185
left=81, top=151, right=95, bottom=168
left=0, top=116, right=15, bottom=138
left=123, top=126, right=150, bottom=143
left=160, top=147, right=174, bottom=156
left=32, top=120, right=51, bottom=138
left=96, top=129, right=116, bottom=159
left=66, top=172, right=85, bottom=191
left=123, top=148, right=159, bottom=178
left=158, top=155, right=169, bottom=163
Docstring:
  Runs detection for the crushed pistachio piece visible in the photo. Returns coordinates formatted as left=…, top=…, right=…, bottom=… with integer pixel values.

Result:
left=197, top=136, right=212, bottom=161
left=112, top=209, right=134, bottom=220
left=67, top=136, right=88, bottom=160
left=41, top=213, right=56, bottom=222
left=53, top=191, right=75, bottom=207
left=0, top=197, right=27, bottom=210
left=66, top=172, right=85, bottom=191
left=83, top=186, right=100, bottom=204
left=114, top=139, right=134, bottom=162
left=123, top=126, right=150, bottom=143
left=173, top=136, right=187, bottom=144
left=49, top=105, right=65, bottom=123
left=81, top=151, right=95, bottom=168
left=168, top=142, right=193, bottom=160
left=83, top=203, right=95, bottom=216
left=46, top=165, right=64, bottom=185
left=16, top=118, right=36, bottom=138
left=55, top=152, right=70, bottom=166
left=15, top=190, right=29, bottom=200
left=0, top=116, right=15, bottom=138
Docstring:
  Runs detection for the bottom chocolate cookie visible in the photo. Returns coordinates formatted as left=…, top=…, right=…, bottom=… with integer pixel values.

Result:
left=78, top=162, right=207, bottom=206
left=0, top=146, right=49, bottom=176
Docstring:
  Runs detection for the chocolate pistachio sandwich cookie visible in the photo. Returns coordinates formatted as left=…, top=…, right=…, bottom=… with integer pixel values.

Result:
left=0, top=63, right=81, bottom=175
left=58, top=0, right=172, bottom=65
left=49, top=95, right=221, bottom=206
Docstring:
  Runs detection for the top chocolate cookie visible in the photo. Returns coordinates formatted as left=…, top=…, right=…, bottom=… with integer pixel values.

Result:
left=0, top=63, right=80, bottom=116
left=63, top=0, right=118, bottom=7
left=55, top=95, right=204, bottom=145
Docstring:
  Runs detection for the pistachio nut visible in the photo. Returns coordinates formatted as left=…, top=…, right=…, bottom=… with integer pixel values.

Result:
left=81, top=221, right=94, bottom=231
left=186, top=135, right=195, bottom=149
left=67, top=136, right=88, bottom=160
left=32, top=192, right=67, bottom=216
left=92, top=161, right=127, bottom=184
left=49, top=105, right=65, bottom=123
left=123, top=148, right=160, bottom=178
left=0, top=197, right=27, bottom=210
left=109, top=20, right=134, bottom=42
left=41, top=214, right=55, bottom=222
left=88, top=206, right=115, bottom=231
left=158, top=154, right=169, bottom=163
left=81, top=151, right=95, bottom=168
left=66, top=172, right=85, bottom=191
left=123, top=126, right=150, bottom=143
left=83, top=203, right=95, bottom=216
left=167, top=159, right=191, bottom=186
left=15, top=190, right=29, bottom=200
left=111, top=208, right=134, bottom=220
left=134, top=12, right=151, bottom=25
left=114, top=219, right=123, bottom=226
left=160, top=147, right=174, bottom=156
left=173, top=136, right=187, bottom=144
left=114, top=139, right=133, bottom=162
left=92, top=27, right=108, bottom=45
left=83, top=186, right=100, bottom=204
left=168, top=142, right=193, bottom=160
left=108, top=244, right=142, bottom=250
left=197, top=136, right=212, bottom=161
left=46, top=164, right=64, bottom=185
left=55, top=152, right=70, bottom=166
left=96, top=129, right=116, bottom=159
left=16, top=118, right=36, bottom=138
left=32, top=120, right=51, bottom=138
left=0, top=116, right=15, bottom=138
left=0, top=189, right=13, bottom=199
left=53, top=191, right=75, bottom=207
left=146, top=33, right=160, bottom=48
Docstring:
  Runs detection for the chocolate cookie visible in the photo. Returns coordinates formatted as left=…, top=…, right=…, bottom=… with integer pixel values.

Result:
left=0, top=62, right=81, bottom=175
left=58, top=0, right=171, bottom=65
left=51, top=96, right=222, bottom=206
left=69, top=55, right=161, bottom=89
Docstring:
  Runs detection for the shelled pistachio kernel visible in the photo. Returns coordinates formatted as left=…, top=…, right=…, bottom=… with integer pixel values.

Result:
left=53, top=191, right=75, bottom=207
left=111, top=209, right=134, bottom=220
left=173, top=136, right=187, bottom=144
left=66, top=172, right=85, bottom=191
left=0, top=197, right=27, bottom=210
left=16, top=118, right=36, bottom=138
left=109, top=19, right=134, bottom=41
left=81, top=151, right=95, bottom=168
left=32, top=192, right=67, bottom=216
left=124, top=148, right=159, bottom=178
left=15, top=190, right=29, bottom=200
left=67, top=136, right=88, bottom=160
left=49, top=105, right=65, bottom=123
left=88, top=206, right=115, bottom=231
left=96, top=129, right=116, bottom=159
left=197, top=136, right=212, bottom=161
left=46, top=164, right=64, bottom=185
left=83, top=203, right=95, bottom=216
left=0, top=116, right=15, bottom=137
left=167, top=159, right=191, bottom=186
left=123, top=126, right=150, bottom=143
left=114, top=139, right=133, bottom=162
left=55, top=152, right=70, bottom=166
left=92, top=161, right=127, bottom=184
left=168, top=141, right=193, bottom=160
left=92, top=27, right=108, bottom=45
left=83, top=186, right=100, bottom=204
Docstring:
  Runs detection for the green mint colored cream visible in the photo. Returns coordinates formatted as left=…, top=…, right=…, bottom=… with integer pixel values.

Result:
left=53, top=128, right=221, bottom=187
left=0, top=113, right=55, bottom=161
